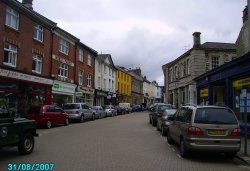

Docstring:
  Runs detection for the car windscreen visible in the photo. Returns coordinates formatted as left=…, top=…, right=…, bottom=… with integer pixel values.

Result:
left=158, top=105, right=173, bottom=112
left=63, top=104, right=80, bottom=110
left=194, top=108, right=238, bottom=124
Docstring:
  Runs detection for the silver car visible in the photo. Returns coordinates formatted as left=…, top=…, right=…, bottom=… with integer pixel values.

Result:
left=63, top=103, right=95, bottom=122
left=167, top=105, right=241, bottom=158
left=103, top=105, right=117, bottom=117
left=92, top=106, right=106, bottom=119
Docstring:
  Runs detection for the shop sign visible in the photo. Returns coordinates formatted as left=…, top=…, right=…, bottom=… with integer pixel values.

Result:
left=200, top=89, right=208, bottom=97
left=0, top=68, right=53, bottom=85
left=96, top=91, right=107, bottom=97
left=52, top=81, right=76, bottom=93
left=75, top=92, right=83, bottom=97
left=233, top=77, right=250, bottom=88
left=78, top=86, right=95, bottom=95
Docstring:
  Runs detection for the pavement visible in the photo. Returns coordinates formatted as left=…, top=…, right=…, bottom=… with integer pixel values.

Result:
left=237, top=136, right=250, bottom=165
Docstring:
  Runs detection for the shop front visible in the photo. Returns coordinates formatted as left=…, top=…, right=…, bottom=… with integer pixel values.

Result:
left=94, top=89, right=107, bottom=106
left=52, top=80, right=77, bottom=106
left=0, top=68, right=53, bottom=116
left=75, top=86, right=94, bottom=106
left=194, top=52, right=250, bottom=130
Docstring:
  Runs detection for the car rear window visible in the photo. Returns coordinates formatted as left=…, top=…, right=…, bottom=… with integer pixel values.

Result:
left=194, top=108, right=238, bottom=124
left=63, top=104, right=80, bottom=110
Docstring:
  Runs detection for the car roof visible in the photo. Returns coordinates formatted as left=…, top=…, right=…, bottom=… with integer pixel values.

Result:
left=182, top=105, right=229, bottom=109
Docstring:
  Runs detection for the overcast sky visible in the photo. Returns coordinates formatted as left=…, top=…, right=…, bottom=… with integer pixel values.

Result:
left=27, top=0, right=246, bottom=85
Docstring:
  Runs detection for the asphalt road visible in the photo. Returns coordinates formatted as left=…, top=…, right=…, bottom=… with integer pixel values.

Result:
left=0, top=111, right=250, bottom=171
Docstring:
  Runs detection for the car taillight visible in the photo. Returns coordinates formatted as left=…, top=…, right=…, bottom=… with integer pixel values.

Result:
left=187, top=126, right=204, bottom=136
left=230, top=128, right=240, bottom=136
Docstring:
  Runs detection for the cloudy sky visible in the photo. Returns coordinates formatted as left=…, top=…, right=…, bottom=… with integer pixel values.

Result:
left=27, top=0, right=246, bottom=85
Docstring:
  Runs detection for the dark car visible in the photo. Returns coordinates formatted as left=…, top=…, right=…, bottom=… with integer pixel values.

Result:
left=156, top=109, right=176, bottom=136
left=149, top=103, right=173, bottom=127
left=113, top=105, right=126, bottom=115
left=132, top=104, right=142, bottom=112
left=0, top=103, right=38, bottom=154
left=26, top=105, right=69, bottom=129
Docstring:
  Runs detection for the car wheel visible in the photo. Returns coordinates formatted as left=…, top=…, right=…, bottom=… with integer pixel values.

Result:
left=152, top=119, right=157, bottom=127
left=80, top=115, right=84, bottom=123
left=46, top=120, right=52, bottom=129
left=18, top=133, right=35, bottom=155
left=149, top=116, right=152, bottom=124
left=161, top=125, right=166, bottom=136
left=92, top=114, right=95, bottom=120
left=64, top=118, right=69, bottom=126
left=180, top=139, right=189, bottom=158
left=167, top=131, right=174, bottom=144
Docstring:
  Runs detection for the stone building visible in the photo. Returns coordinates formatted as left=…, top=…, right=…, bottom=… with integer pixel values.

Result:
left=162, top=32, right=237, bottom=107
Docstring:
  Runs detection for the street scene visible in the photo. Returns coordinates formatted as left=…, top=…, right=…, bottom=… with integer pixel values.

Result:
left=0, top=111, right=249, bottom=171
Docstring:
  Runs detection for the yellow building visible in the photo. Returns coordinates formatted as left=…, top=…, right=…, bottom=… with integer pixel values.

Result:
left=116, top=66, right=132, bottom=103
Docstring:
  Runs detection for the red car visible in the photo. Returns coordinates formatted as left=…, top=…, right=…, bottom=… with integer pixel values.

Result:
left=26, top=105, right=69, bottom=129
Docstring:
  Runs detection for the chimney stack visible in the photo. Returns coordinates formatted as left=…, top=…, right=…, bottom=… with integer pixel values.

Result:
left=22, top=0, right=33, bottom=10
left=192, top=32, right=201, bottom=48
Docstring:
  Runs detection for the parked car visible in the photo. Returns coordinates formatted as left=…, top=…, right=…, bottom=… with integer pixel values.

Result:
left=113, top=105, right=126, bottom=115
left=92, top=106, right=106, bottom=119
left=63, top=103, right=95, bottom=122
left=26, top=105, right=69, bottom=129
left=149, top=104, right=174, bottom=126
left=119, top=103, right=132, bottom=113
left=103, top=105, right=117, bottom=117
left=167, top=105, right=241, bottom=158
left=157, top=109, right=177, bottom=136
left=132, top=104, right=142, bottom=112
left=0, top=103, right=38, bottom=154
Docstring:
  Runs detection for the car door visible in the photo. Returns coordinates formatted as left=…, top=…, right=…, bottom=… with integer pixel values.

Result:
left=55, top=106, right=64, bottom=124
left=83, top=104, right=92, bottom=119
left=170, top=108, right=186, bottom=143
left=47, top=106, right=57, bottom=125
left=0, top=108, right=16, bottom=146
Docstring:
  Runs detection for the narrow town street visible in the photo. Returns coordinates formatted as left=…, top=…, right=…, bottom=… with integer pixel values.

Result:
left=0, top=111, right=249, bottom=171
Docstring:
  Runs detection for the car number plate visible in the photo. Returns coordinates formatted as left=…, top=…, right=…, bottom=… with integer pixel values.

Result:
left=208, top=129, right=226, bottom=135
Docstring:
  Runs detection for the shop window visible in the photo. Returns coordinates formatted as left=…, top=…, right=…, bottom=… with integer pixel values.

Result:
left=58, top=62, right=68, bottom=78
left=59, top=39, right=69, bottom=55
left=4, top=43, right=17, bottom=67
left=32, top=54, right=42, bottom=74
left=6, top=7, right=19, bottom=30
left=34, top=24, right=43, bottom=42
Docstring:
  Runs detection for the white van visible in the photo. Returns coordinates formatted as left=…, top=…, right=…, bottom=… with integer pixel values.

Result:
left=118, top=103, right=132, bottom=113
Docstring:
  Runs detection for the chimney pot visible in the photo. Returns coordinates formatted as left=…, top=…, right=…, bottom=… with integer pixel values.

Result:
left=192, top=32, right=201, bottom=48
left=22, top=0, right=33, bottom=10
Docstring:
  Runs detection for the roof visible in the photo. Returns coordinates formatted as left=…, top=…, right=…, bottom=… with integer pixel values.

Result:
left=201, top=42, right=236, bottom=50
left=97, top=54, right=116, bottom=69
left=79, top=42, right=98, bottom=55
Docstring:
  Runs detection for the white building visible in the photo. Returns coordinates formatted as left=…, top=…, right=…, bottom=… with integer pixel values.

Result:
left=94, top=54, right=116, bottom=106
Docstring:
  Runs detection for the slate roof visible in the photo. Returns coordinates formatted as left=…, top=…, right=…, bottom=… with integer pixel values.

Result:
left=202, top=42, right=236, bottom=50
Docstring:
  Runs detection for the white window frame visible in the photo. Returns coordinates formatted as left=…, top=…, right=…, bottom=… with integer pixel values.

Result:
left=104, top=65, right=107, bottom=73
left=78, top=70, right=83, bottom=85
left=58, top=62, right=68, bottom=78
left=4, top=43, right=17, bottom=67
left=79, top=49, right=84, bottom=62
left=6, top=7, right=19, bottom=30
left=87, top=74, right=91, bottom=87
left=59, top=39, right=69, bottom=55
left=34, top=24, right=44, bottom=42
left=87, top=54, right=91, bottom=66
left=32, top=54, right=42, bottom=74
left=212, top=56, right=220, bottom=69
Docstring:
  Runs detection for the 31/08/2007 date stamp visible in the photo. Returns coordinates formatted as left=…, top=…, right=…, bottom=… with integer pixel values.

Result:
left=8, top=163, right=54, bottom=171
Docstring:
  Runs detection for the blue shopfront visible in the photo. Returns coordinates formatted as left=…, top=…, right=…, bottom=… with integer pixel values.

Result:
left=194, top=52, right=250, bottom=134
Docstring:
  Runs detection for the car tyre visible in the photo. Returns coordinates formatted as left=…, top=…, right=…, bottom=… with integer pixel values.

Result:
left=18, top=133, right=35, bottom=155
left=167, top=131, right=174, bottom=144
left=92, top=114, right=95, bottom=120
left=64, top=118, right=69, bottom=126
left=149, top=116, right=152, bottom=124
left=161, top=125, right=166, bottom=136
left=80, top=115, right=84, bottom=123
left=180, top=139, right=189, bottom=158
left=46, top=120, right=52, bottom=129
left=152, top=119, right=157, bottom=127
